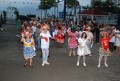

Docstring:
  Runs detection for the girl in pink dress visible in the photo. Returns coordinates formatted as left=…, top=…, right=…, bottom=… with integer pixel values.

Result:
left=68, top=28, right=78, bottom=56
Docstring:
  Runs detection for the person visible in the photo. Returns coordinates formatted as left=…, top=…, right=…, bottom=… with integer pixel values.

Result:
left=40, top=24, right=54, bottom=66
left=21, top=31, right=36, bottom=68
left=95, top=25, right=100, bottom=44
left=54, top=27, right=64, bottom=47
left=68, top=28, right=78, bottom=56
left=36, top=23, right=42, bottom=50
left=109, top=27, right=116, bottom=51
left=115, top=29, right=120, bottom=55
left=85, top=26, right=94, bottom=56
left=97, top=30, right=114, bottom=68
left=77, top=32, right=91, bottom=66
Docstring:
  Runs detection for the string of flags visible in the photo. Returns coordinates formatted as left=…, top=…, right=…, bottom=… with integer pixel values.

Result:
left=0, top=0, right=40, bottom=4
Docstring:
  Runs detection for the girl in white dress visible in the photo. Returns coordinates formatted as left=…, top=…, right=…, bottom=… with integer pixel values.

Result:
left=77, top=32, right=91, bottom=66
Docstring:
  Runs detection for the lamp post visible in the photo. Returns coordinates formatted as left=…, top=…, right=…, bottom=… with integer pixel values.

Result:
left=63, top=0, right=66, bottom=20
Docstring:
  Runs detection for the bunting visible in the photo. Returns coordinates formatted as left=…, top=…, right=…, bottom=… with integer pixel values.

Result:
left=0, top=0, right=40, bottom=4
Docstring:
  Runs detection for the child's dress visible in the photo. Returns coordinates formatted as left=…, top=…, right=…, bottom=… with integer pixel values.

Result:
left=99, top=37, right=111, bottom=56
left=55, top=29, right=64, bottom=43
left=77, top=38, right=91, bottom=56
left=23, top=38, right=36, bottom=59
left=68, top=32, right=78, bottom=48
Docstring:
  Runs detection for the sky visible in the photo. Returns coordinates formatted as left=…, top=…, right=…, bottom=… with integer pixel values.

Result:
left=0, top=0, right=91, bottom=17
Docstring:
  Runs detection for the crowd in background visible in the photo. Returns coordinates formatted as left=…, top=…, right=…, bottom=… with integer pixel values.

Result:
left=16, top=17, right=120, bottom=68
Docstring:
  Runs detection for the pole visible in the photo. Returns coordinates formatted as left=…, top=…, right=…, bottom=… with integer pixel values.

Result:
left=64, top=0, right=66, bottom=20
left=74, top=0, right=77, bottom=24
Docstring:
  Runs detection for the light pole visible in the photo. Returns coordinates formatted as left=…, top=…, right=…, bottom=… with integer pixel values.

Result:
left=64, top=0, right=66, bottom=20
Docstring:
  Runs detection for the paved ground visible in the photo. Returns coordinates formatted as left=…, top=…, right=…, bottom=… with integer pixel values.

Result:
left=0, top=23, right=120, bottom=81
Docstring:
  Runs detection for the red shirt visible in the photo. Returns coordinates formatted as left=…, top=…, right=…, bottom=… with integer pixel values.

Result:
left=100, top=37, right=110, bottom=50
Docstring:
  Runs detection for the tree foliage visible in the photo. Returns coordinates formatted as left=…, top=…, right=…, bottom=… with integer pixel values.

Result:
left=66, top=0, right=79, bottom=8
left=91, top=0, right=120, bottom=14
left=38, top=0, right=56, bottom=10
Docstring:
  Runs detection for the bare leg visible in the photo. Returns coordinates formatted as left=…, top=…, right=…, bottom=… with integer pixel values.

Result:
left=24, top=58, right=28, bottom=67
left=29, top=58, right=33, bottom=68
left=77, top=56, right=81, bottom=66
left=73, top=48, right=76, bottom=56
left=69, top=48, right=72, bottom=56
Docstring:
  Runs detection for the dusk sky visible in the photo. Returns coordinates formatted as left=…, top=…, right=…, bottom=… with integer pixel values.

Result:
left=0, top=0, right=91, bottom=17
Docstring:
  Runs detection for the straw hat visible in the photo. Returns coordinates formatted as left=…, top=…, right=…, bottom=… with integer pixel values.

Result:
left=86, top=26, right=91, bottom=30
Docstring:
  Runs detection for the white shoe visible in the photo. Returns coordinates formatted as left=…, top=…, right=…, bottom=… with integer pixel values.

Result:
left=42, top=62, right=45, bottom=66
left=89, top=54, right=92, bottom=56
left=97, top=64, right=100, bottom=68
left=83, top=63, right=86, bottom=66
left=45, top=61, right=50, bottom=65
left=104, top=63, right=108, bottom=68
left=77, top=62, right=79, bottom=66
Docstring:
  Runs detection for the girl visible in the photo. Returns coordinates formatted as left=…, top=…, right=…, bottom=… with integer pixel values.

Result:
left=68, top=28, right=78, bottom=56
left=98, top=31, right=114, bottom=68
left=54, top=27, right=64, bottom=47
left=77, top=32, right=91, bottom=66
left=21, top=31, right=36, bottom=68
left=40, top=24, right=54, bottom=66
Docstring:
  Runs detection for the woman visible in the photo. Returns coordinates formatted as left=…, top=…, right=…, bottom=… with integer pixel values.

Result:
left=85, top=27, right=94, bottom=56
left=21, top=31, right=36, bottom=68
left=77, top=32, right=91, bottom=66
left=97, top=30, right=114, bottom=68
left=68, top=28, right=78, bottom=56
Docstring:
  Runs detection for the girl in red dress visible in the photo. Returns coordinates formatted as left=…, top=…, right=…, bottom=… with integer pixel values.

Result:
left=97, top=30, right=114, bottom=68
left=54, top=27, right=64, bottom=47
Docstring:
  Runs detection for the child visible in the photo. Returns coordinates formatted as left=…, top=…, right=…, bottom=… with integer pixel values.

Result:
left=54, top=27, right=64, bottom=47
left=77, top=32, right=91, bottom=66
left=40, top=24, right=54, bottom=66
left=21, top=31, right=36, bottom=68
left=68, top=28, right=78, bottom=56
left=97, top=31, right=114, bottom=68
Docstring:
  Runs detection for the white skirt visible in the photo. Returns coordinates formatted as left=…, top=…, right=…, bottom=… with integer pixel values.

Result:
left=77, top=45, right=91, bottom=56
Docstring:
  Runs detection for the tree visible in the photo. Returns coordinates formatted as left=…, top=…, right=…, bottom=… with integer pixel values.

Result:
left=38, top=0, right=56, bottom=18
left=66, top=0, right=79, bottom=22
left=91, top=0, right=120, bottom=14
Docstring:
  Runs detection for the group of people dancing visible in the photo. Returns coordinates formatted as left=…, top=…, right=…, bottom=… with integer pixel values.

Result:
left=17, top=18, right=120, bottom=68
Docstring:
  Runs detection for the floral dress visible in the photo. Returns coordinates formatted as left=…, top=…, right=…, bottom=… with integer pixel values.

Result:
left=99, top=37, right=111, bottom=56
left=23, top=38, right=36, bottom=59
